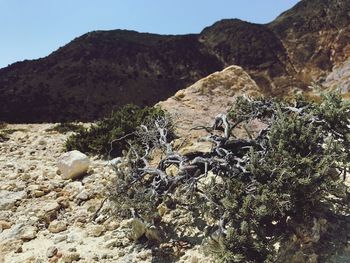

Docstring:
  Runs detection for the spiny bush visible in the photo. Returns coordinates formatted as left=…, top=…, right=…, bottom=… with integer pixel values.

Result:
left=65, top=104, right=171, bottom=158
left=110, top=93, right=350, bottom=262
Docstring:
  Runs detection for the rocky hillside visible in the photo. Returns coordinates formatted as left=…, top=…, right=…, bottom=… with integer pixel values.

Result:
left=268, top=0, right=350, bottom=85
left=0, top=0, right=349, bottom=123
left=0, top=32, right=222, bottom=123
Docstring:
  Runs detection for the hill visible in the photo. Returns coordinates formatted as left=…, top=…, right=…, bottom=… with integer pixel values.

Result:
left=0, top=0, right=349, bottom=122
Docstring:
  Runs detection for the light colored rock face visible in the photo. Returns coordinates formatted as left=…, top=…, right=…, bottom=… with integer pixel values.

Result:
left=157, top=65, right=261, bottom=139
left=324, top=59, right=350, bottom=93
left=57, top=150, right=90, bottom=180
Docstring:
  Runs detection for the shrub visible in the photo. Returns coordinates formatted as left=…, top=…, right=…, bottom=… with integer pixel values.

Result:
left=46, top=122, right=85, bottom=134
left=110, top=93, right=350, bottom=262
left=65, top=104, right=171, bottom=158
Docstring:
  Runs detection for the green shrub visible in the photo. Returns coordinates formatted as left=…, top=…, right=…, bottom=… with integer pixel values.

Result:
left=46, top=122, right=85, bottom=133
left=110, top=93, right=350, bottom=262
left=65, top=104, right=171, bottom=158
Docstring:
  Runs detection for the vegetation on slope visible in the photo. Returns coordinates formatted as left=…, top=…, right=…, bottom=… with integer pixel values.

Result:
left=65, top=104, right=171, bottom=158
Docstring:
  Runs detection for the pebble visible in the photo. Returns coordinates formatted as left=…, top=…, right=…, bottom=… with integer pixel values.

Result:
left=87, top=224, right=105, bottom=237
left=34, top=190, right=45, bottom=197
left=76, top=191, right=89, bottom=201
left=47, top=246, right=58, bottom=258
left=61, top=252, right=80, bottom=263
left=20, top=225, right=38, bottom=241
left=48, top=220, right=67, bottom=233
left=53, top=234, right=67, bottom=244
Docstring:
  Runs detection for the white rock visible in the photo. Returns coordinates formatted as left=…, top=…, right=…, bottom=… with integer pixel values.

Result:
left=57, top=150, right=90, bottom=180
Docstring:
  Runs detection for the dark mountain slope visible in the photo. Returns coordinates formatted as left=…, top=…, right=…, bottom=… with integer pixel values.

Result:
left=0, top=31, right=222, bottom=122
left=1, top=0, right=350, bottom=122
left=199, top=19, right=304, bottom=95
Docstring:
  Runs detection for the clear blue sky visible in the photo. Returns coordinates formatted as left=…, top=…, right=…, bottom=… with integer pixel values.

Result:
left=0, top=0, right=300, bottom=69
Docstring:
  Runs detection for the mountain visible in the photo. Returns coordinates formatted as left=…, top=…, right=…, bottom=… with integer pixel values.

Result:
left=0, top=31, right=222, bottom=122
left=268, top=0, right=350, bottom=85
left=0, top=0, right=349, bottom=123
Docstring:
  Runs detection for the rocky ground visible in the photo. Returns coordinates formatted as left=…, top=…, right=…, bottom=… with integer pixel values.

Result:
left=0, top=124, right=212, bottom=263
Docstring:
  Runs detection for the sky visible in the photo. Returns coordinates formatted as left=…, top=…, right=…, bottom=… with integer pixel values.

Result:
left=0, top=0, right=300, bottom=69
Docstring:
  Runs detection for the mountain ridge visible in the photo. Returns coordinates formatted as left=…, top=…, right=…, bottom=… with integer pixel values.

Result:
left=0, top=0, right=349, bottom=122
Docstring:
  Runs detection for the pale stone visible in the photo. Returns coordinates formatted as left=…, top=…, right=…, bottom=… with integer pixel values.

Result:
left=61, top=252, right=80, bottom=263
left=109, top=157, right=123, bottom=168
left=104, top=219, right=119, bottom=231
left=87, top=224, right=105, bottom=237
left=0, top=190, right=26, bottom=210
left=48, top=220, right=67, bottom=233
left=20, top=225, right=38, bottom=241
left=37, top=201, right=61, bottom=223
left=57, top=150, right=90, bottom=180
left=46, top=246, right=58, bottom=258
left=42, top=201, right=60, bottom=212
left=53, top=234, right=67, bottom=244
left=34, top=190, right=45, bottom=197
left=76, top=191, right=89, bottom=201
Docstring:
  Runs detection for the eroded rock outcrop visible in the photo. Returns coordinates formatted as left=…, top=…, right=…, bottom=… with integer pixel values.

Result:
left=157, top=65, right=260, bottom=139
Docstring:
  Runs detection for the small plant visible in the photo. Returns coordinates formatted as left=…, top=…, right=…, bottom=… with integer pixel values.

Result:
left=65, top=104, right=172, bottom=158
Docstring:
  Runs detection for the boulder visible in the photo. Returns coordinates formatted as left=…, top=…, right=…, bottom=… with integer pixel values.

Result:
left=57, top=150, right=90, bottom=180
